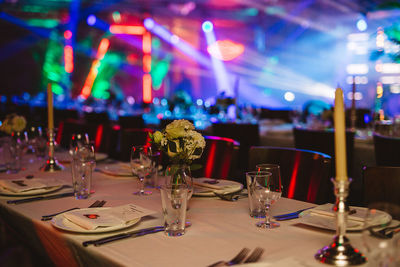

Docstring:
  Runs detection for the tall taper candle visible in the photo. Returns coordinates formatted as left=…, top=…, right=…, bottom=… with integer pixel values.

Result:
left=47, top=83, right=54, bottom=130
left=334, top=87, right=348, bottom=181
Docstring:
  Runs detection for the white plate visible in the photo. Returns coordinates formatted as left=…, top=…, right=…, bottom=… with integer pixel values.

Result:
left=0, top=185, right=63, bottom=196
left=55, top=152, right=108, bottom=164
left=51, top=207, right=141, bottom=234
left=298, top=204, right=392, bottom=231
left=97, top=163, right=133, bottom=177
left=193, top=178, right=243, bottom=197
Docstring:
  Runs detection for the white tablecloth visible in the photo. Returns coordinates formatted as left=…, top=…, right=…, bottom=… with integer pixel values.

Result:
left=0, top=158, right=369, bottom=267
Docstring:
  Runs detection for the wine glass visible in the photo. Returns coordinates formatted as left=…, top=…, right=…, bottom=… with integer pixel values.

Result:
left=131, top=145, right=153, bottom=196
left=251, top=170, right=282, bottom=229
left=361, top=202, right=400, bottom=266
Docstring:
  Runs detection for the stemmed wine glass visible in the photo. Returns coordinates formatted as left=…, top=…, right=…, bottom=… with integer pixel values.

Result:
left=130, top=145, right=153, bottom=196
left=361, top=202, right=400, bottom=266
left=251, top=169, right=282, bottom=228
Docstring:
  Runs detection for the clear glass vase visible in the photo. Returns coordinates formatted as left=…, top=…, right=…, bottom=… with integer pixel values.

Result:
left=165, top=164, right=193, bottom=200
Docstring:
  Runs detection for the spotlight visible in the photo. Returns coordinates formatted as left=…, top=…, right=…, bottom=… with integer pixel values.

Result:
left=356, top=19, right=367, bottom=32
left=144, top=18, right=155, bottom=30
left=87, top=15, right=96, bottom=26
left=202, top=21, right=213, bottom=32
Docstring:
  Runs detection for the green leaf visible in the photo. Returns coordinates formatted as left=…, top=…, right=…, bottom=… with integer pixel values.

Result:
left=190, top=163, right=202, bottom=171
left=168, top=140, right=177, bottom=153
left=193, top=147, right=203, bottom=156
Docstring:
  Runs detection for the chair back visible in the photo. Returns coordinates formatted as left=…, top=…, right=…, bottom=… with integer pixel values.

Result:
left=191, top=136, right=239, bottom=179
left=249, top=146, right=332, bottom=204
left=362, top=166, right=400, bottom=214
left=293, top=127, right=355, bottom=177
left=212, top=122, right=259, bottom=172
left=112, top=128, right=153, bottom=162
left=56, top=119, right=104, bottom=151
left=118, top=115, right=145, bottom=129
left=83, top=111, right=109, bottom=124
left=373, top=133, right=400, bottom=166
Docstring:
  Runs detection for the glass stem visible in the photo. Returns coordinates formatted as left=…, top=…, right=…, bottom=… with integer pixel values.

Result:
left=264, top=203, right=271, bottom=225
left=139, top=176, right=145, bottom=194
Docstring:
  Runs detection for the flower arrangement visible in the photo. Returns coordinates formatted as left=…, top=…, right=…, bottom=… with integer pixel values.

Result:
left=151, top=119, right=205, bottom=165
left=0, top=113, right=27, bottom=135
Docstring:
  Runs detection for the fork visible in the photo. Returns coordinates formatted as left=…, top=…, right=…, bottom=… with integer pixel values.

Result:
left=41, top=200, right=106, bottom=221
left=208, top=247, right=250, bottom=267
left=243, top=247, right=264, bottom=263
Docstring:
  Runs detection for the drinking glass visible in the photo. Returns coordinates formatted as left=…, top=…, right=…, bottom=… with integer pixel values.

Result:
left=251, top=170, right=282, bottom=228
left=361, top=202, right=400, bottom=267
left=160, top=184, right=188, bottom=236
left=71, top=158, right=93, bottom=199
left=69, top=133, right=90, bottom=159
left=130, top=145, right=153, bottom=195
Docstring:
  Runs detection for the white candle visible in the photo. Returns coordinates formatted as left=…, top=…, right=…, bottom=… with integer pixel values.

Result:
left=47, top=83, right=54, bottom=130
left=334, top=87, right=348, bottom=181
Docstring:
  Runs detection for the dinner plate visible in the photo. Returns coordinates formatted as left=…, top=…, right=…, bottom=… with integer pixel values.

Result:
left=298, top=204, right=392, bottom=231
left=193, top=178, right=243, bottom=197
left=55, top=152, right=108, bottom=164
left=51, top=207, right=141, bottom=234
left=0, top=185, right=64, bottom=196
left=97, top=163, right=133, bottom=177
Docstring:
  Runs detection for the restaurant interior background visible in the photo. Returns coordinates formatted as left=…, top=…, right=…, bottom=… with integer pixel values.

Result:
left=0, top=0, right=399, bottom=127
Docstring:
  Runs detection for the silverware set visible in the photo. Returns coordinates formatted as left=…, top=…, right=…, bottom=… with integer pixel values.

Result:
left=208, top=247, right=264, bottom=266
left=369, top=224, right=400, bottom=239
left=41, top=200, right=106, bottom=221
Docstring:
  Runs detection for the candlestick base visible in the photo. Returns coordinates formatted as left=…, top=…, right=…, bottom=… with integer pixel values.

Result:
left=40, top=159, right=64, bottom=172
left=315, top=179, right=366, bottom=266
left=315, top=236, right=366, bottom=266
left=40, top=128, right=64, bottom=172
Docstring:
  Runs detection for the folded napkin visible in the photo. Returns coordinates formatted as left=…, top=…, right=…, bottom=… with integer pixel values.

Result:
left=308, top=203, right=366, bottom=222
left=63, top=204, right=156, bottom=230
left=0, top=178, right=64, bottom=193
left=193, top=179, right=242, bottom=194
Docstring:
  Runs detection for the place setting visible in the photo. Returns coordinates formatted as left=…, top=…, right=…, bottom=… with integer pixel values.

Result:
left=0, top=178, right=67, bottom=196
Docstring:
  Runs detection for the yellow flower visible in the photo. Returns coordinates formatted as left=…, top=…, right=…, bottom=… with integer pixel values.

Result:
left=11, top=115, right=27, bottom=132
left=165, top=119, right=194, bottom=139
left=152, top=131, right=163, bottom=144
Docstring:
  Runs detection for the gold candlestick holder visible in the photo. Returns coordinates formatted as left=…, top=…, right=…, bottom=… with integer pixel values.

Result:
left=315, top=178, right=366, bottom=266
left=40, top=128, right=64, bottom=172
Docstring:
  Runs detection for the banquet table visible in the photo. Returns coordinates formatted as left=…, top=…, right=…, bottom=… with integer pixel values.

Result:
left=0, top=158, right=370, bottom=267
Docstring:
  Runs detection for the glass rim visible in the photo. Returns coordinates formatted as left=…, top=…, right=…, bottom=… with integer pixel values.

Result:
left=246, top=171, right=272, bottom=176
left=255, top=163, right=280, bottom=169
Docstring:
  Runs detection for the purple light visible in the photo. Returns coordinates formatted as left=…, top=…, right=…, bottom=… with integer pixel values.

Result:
left=143, top=18, right=155, bottom=30
left=87, top=15, right=96, bottom=26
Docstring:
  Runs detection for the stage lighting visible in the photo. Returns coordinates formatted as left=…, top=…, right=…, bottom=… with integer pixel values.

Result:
left=356, top=19, right=367, bottom=32
left=202, top=21, right=213, bottom=32
left=87, top=15, right=96, bottom=26
left=144, top=18, right=155, bottom=30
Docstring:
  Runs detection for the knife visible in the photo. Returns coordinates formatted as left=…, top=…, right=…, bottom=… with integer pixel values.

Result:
left=82, top=226, right=164, bottom=247
left=6, top=192, right=74, bottom=204
left=273, top=207, right=315, bottom=219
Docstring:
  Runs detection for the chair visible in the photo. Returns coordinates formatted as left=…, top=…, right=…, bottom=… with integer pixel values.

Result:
left=212, top=122, right=260, bottom=172
left=110, top=128, right=153, bottom=162
left=56, top=119, right=101, bottom=150
left=293, top=127, right=355, bottom=178
left=83, top=111, right=109, bottom=124
left=373, top=133, right=400, bottom=166
left=248, top=146, right=332, bottom=204
left=118, top=115, right=145, bottom=129
left=362, top=166, right=400, bottom=215
left=191, top=136, right=239, bottom=180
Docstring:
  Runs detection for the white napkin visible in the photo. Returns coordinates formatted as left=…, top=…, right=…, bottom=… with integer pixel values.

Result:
left=63, top=204, right=156, bottom=230
left=193, top=178, right=242, bottom=194
left=0, top=178, right=64, bottom=193
left=308, top=203, right=366, bottom=222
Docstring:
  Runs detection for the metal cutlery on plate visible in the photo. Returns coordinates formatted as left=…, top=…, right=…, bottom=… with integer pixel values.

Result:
left=207, top=247, right=264, bottom=266
left=41, top=200, right=106, bottom=221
